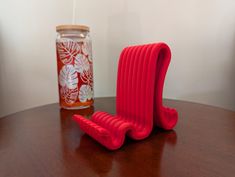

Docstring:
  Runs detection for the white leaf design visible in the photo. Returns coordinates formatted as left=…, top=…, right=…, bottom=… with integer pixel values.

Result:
left=82, top=40, right=92, bottom=62
left=79, top=84, right=93, bottom=103
left=74, top=54, right=90, bottom=73
left=80, top=69, right=93, bottom=85
left=59, top=65, right=78, bottom=89
left=60, top=86, right=78, bottom=104
left=57, top=39, right=80, bottom=64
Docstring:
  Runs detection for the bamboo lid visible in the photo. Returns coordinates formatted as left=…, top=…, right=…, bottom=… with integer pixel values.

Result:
left=56, top=25, right=90, bottom=32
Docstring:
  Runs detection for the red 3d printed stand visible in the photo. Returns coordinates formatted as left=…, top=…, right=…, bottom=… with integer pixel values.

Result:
left=73, top=43, right=178, bottom=150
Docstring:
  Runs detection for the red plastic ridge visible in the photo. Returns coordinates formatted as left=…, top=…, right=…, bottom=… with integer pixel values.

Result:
left=73, top=43, right=178, bottom=150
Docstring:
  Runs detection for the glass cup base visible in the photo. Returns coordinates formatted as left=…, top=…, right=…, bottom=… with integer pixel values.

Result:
left=61, top=105, right=91, bottom=110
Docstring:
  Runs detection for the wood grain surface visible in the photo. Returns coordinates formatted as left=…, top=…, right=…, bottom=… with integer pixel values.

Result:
left=0, top=97, right=235, bottom=177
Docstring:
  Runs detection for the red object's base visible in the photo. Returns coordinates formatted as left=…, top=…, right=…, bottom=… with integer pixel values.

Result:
left=73, top=43, right=178, bottom=150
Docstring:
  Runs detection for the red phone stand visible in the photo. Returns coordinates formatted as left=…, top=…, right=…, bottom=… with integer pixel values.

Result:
left=73, top=43, right=178, bottom=150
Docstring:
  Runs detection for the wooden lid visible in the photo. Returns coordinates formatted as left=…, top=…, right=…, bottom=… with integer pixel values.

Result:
left=56, top=25, right=90, bottom=32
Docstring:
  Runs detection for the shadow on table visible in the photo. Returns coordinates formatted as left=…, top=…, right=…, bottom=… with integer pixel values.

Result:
left=75, top=129, right=177, bottom=177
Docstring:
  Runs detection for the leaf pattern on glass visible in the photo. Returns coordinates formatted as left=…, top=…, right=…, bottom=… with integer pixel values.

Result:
left=59, top=65, right=78, bottom=89
left=79, top=84, right=93, bottom=103
left=74, top=54, right=90, bottom=73
left=60, top=86, right=78, bottom=104
left=57, top=39, right=80, bottom=64
left=82, top=40, right=92, bottom=62
left=80, top=69, right=93, bottom=85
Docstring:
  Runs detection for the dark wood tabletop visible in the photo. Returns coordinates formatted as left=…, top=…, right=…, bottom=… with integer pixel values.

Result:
left=0, top=97, right=235, bottom=177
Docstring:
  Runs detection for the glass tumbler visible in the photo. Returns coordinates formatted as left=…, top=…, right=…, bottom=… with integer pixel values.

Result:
left=56, top=25, right=94, bottom=109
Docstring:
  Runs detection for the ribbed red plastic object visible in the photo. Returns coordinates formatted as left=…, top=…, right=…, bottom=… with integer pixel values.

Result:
left=73, top=43, right=178, bottom=150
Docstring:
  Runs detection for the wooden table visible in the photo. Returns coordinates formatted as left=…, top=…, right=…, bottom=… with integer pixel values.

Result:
left=0, top=97, right=235, bottom=177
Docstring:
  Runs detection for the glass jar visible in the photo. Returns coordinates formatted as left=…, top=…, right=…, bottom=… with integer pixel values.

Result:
left=56, top=25, right=94, bottom=109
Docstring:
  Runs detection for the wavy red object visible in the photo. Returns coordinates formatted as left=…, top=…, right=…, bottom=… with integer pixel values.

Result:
left=73, top=43, right=178, bottom=150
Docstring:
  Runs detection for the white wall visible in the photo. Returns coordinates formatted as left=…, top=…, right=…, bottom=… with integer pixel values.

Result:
left=0, top=0, right=73, bottom=117
left=1, top=0, right=235, bottom=117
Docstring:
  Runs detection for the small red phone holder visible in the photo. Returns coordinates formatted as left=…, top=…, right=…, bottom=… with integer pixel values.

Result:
left=73, top=43, right=178, bottom=150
